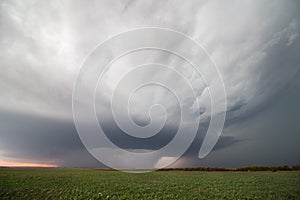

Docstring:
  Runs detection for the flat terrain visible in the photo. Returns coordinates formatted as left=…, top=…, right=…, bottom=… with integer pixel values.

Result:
left=1, top=168, right=299, bottom=199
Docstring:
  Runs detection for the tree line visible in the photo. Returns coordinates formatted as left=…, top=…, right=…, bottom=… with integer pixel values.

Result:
left=158, top=165, right=300, bottom=172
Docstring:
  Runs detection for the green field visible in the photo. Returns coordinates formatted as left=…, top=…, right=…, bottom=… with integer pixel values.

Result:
left=1, top=168, right=299, bottom=199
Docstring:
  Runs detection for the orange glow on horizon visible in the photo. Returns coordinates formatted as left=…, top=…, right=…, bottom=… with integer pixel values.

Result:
left=0, top=161, right=58, bottom=168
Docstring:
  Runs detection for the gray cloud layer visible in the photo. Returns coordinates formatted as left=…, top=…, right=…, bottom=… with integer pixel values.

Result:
left=0, top=0, right=299, bottom=167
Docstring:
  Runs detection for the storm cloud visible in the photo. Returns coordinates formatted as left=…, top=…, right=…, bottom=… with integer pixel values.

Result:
left=0, top=0, right=300, bottom=168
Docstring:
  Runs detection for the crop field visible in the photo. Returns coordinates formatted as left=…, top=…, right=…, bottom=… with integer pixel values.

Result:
left=1, top=168, right=299, bottom=199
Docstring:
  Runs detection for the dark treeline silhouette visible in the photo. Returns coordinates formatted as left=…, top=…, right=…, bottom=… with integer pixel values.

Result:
left=2, top=165, right=300, bottom=171
left=158, top=165, right=300, bottom=172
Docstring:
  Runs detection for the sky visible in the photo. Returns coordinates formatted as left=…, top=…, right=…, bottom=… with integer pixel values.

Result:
left=0, top=0, right=300, bottom=168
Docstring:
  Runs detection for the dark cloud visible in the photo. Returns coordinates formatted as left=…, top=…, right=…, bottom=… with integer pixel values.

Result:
left=0, top=107, right=243, bottom=167
left=0, top=109, right=101, bottom=167
left=0, top=0, right=300, bottom=168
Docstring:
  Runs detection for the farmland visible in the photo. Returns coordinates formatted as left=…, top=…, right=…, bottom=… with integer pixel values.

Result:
left=1, top=168, right=299, bottom=199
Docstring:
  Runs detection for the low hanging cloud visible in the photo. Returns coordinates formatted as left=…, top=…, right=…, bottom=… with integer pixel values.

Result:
left=0, top=0, right=299, bottom=167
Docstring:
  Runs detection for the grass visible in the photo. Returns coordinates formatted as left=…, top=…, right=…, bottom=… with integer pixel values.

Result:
left=1, top=168, right=299, bottom=199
